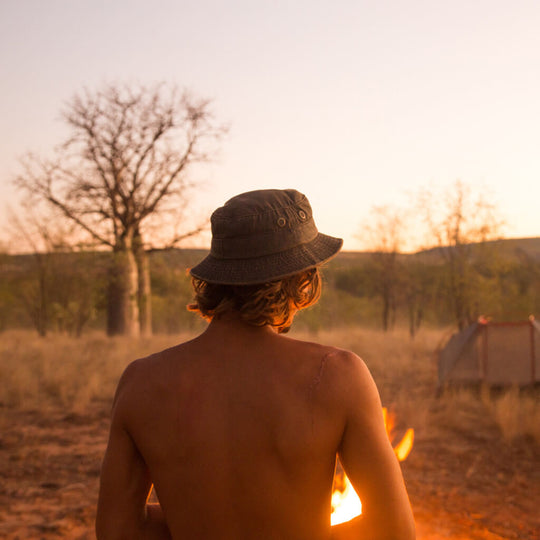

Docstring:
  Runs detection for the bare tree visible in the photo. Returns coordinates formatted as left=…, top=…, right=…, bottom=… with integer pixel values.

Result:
left=361, top=205, right=406, bottom=331
left=15, top=83, right=226, bottom=336
left=401, top=259, right=435, bottom=339
left=417, top=180, right=504, bottom=330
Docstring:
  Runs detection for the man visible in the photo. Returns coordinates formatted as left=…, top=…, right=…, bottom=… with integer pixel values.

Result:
left=96, top=189, right=415, bottom=539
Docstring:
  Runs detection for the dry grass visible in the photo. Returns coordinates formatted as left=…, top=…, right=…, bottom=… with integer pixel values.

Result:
left=484, top=387, right=540, bottom=445
left=1, top=325, right=539, bottom=443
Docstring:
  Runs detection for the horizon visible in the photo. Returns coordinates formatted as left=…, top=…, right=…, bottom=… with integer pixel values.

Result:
left=4, top=234, right=540, bottom=258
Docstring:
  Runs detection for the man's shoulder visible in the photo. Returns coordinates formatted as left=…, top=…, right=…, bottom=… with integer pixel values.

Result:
left=128, top=335, right=199, bottom=369
left=280, top=336, right=377, bottom=415
left=283, top=334, right=363, bottom=365
left=320, top=346, right=371, bottom=388
left=115, top=340, right=193, bottom=395
left=280, top=335, right=370, bottom=387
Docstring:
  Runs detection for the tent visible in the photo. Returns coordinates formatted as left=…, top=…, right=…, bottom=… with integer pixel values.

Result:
left=438, top=317, right=540, bottom=388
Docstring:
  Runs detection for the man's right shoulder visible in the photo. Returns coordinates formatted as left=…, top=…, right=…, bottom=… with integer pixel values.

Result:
left=305, top=342, right=379, bottom=403
left=286, top=337, right=372, bottom=389
left=323, top=346, right=371, bottom=381
left=290, top=336, right=365, bottom=369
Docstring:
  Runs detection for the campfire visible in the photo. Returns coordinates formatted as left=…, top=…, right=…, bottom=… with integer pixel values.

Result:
left=330, top=407, right=414, bottom=525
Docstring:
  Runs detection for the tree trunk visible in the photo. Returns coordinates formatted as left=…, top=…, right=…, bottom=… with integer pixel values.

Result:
left=408, top=304, right=416, bottom=339
left=382, top=291, right=390, bottom=332
left=408, top=302, right=423, bottom=339
left=37, top=261, right=48, bottom=337
left=106, top=248, right=140, bottom=337
left=136, top=246, right=152, bottom=337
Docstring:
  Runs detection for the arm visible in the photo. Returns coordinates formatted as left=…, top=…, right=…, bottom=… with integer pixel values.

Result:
left=96, top=364, right=172, bottom=540
left=330, top=353, right=415, bottom=540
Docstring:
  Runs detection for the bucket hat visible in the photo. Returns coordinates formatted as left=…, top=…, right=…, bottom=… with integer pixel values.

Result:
left=190, top=189, right=343, bottom=285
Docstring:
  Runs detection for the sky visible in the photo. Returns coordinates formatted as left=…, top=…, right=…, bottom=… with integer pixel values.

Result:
left=1, top=0, right=539, bottom=251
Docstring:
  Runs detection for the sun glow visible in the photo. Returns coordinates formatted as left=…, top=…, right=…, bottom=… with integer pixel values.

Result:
left=330, top=407, right=414, bottom=525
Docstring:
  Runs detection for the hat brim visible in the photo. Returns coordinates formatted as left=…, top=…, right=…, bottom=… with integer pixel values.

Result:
left=190, top=233, right=343, bottom=285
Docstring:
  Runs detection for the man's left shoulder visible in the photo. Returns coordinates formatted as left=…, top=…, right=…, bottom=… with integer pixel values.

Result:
left=113, top=350, right=168, bottom=406
left=122, top=341, right=185, bottom=380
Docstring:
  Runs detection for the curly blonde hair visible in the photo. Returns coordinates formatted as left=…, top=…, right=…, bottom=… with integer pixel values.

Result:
left=187, top=268, right=321, bottom=333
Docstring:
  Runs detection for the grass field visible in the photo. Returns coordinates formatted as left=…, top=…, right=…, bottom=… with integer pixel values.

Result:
left=0, top=327, right=539, bottom=539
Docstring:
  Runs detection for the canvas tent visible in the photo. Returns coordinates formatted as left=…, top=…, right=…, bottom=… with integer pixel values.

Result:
left=438, top=318, right=540, bottom=387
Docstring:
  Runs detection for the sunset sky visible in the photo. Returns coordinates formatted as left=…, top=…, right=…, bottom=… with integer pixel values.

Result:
left=1, top=0, right=539, bottom=251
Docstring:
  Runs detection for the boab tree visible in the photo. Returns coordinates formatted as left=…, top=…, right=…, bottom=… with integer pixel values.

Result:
left=15, top=83, right=225, bottom=336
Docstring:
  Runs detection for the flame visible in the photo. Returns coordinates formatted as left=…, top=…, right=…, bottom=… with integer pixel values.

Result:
left=384, top=406, right=415, bottom=461
left=394, top=428, right=414, bottom=461
left=330, top=407, right=414, bottom=525
left=330, top=473, right=362, bottom=525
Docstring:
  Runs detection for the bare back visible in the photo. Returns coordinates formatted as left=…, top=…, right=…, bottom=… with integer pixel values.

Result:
left=97, top=318, right=415, bottom=540
left=121, top=321, right=346, bottom=539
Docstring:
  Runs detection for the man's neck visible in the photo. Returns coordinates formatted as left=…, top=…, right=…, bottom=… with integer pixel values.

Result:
left=205, top=313, right=278, bottom=338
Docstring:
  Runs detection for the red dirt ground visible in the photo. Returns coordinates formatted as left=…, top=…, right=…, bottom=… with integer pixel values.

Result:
left=0, top=402, right=538, bottom=539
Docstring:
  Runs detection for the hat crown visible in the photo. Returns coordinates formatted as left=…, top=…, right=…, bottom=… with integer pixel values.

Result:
left=213, top=189, right=311, bottom=232
left=210, top=189, right=317, bottom=260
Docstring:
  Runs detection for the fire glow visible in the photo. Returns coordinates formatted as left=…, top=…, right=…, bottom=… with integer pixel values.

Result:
left=330, top=407, right=414, bottom=525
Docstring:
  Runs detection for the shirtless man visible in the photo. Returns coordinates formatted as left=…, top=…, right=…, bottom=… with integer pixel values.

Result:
left=96, top=189, right=415, bottom=540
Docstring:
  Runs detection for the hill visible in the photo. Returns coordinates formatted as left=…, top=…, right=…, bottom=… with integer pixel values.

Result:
left=411, top=236, right=540, bottom=262
left=483, top=236, right=540, bottom=261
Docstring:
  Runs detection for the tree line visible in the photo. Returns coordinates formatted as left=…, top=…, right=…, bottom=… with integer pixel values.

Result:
left=1, top=239, right=538, bottom=337
left=328, top=242, right=540, bottom=336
